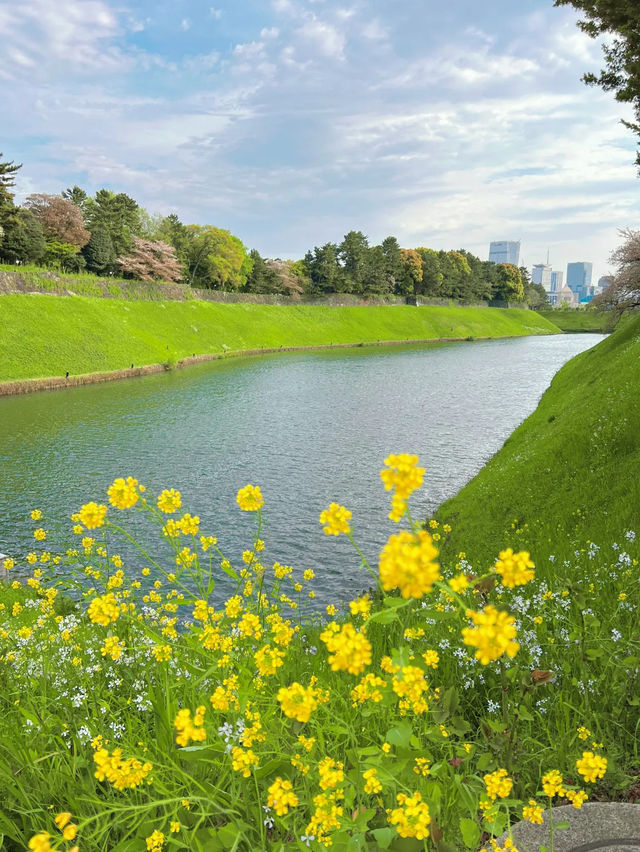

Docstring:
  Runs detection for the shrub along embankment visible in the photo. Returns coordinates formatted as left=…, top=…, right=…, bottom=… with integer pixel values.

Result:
left=0, top=294, right=559, bottom=390
left=436, top=312, right=640, bottom=569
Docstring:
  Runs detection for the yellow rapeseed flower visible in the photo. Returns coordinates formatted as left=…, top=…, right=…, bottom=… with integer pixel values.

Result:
left=277, top=682, right=318, bottom=723
left=494, top=549, right=535, bottom=588
left=522, top=800, right=544, bottom=824
left=462, top=606, right=519, bottom=665
left=320, top=622, right=372, bottom=675
left=576, top=751, right=607, bottom=783
left=379, top=530, right=441, bottom=599
left=267, top=777, right=299, bottom=815
left=157, top=489, right=182, bottom=513
left=363, top=767, right=382, bottom=793
left=319, top=502, right=352, bottom=536
left=236, top=484, right=264, bottom=511
left=484, top=768, right=513, bottom=800
left=388, top=791, right=431, bottom=840
left=107, top=477, right=140, bottom=509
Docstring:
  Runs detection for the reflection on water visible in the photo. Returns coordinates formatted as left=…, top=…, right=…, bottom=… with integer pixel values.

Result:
left=0, top=334, right=605, bottom=605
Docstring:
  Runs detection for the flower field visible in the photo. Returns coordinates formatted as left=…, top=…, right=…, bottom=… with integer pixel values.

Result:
left=0, top=455, right=637, bottom=851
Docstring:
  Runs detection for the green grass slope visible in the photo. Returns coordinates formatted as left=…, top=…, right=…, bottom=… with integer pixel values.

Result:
left=0, top=295, right=559, bottom=382
left=436, top=313, right=640, bottom=569
left=536, top=308, right=611, bottom=332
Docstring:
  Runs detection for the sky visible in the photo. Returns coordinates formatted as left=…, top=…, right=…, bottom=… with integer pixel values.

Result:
left=1, top=0, right=639, bottom=282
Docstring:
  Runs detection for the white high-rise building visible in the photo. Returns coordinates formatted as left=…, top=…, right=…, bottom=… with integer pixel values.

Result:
left=551, top=271, right=564, bottom=291
left=489, top=241, right=521, bottom=266
left=532, top=263, right=553, bottom=291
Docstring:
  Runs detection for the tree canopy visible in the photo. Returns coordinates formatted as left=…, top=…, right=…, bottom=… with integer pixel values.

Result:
left=594, top=228, right=640, bottom=311
left=556, top=0, right=640, bottom=166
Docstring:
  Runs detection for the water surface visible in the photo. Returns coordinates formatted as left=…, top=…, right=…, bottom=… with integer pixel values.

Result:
left=0, top=334, right=605, bottom=605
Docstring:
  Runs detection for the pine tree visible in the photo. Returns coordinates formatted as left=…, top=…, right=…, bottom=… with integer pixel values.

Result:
left=0, top=153, right=21, bottom=211
left=82, top=227, right=116, bottom=273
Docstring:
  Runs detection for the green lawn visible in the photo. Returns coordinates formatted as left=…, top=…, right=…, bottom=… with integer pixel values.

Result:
left=436, top=311, right=640, bottom=569
left=535, top=308, right=612, bottom=332
left=0, top=295, right=559, bottom=382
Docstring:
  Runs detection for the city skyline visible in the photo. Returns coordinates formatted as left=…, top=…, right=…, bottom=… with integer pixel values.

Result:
left=1, top=0, right=638, bottom=283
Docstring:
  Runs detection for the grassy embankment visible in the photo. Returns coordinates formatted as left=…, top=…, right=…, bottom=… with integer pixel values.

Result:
left=436, top=311, right=640, bottom=568
left=535, top=308, right=612, bottom=332
left=1, top=314, right=639, bottom=850
left=0, top=293, right=559, bottom=383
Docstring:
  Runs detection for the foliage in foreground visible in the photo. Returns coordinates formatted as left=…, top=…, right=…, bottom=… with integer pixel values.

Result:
left=0, top=457, right=637, bottom=851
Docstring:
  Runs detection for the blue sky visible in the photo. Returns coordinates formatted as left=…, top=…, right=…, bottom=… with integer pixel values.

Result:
left=2, top=0, right=639, bottom=281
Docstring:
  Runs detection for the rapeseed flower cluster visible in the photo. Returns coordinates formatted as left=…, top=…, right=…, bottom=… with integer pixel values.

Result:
left=319, top=502, right=352, bottom=536
left=87, top=592, right=120, bottom=626
left=174, top=706, right=207, bottom=747
left=380, top=453, right=425, bottom=522
left=107, top=476, right=140, bottom=509
left=93, top=747, right=153, bottom=790
left=267, top=777, right=299, bottom=815
left=576, top=751, right=608, bottom=783
left=387, top=791, right=431, bottom=839
left=236, top=484, right=264, bottom=511
left=9, top=456, right=624, bottom=851
left=484, top=768, right=513, bottom=800
left=277, top=682, right=321, bottom=723
left=462, top=605, right=520, bottom=664
left=493, top=548, right=535, bottom=588
left=379, top=529, right=441, bottom=598
left=319, top=621, right=372, bottom=674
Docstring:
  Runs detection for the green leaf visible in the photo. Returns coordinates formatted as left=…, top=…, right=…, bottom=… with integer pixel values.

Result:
left=516, top=706, right=535, bottom=722
left=459, top=818, right=480, bottom=849
left=475, top=752, right=493, bottom=771
left=586, top=647, right=604, bottom=660
left=367, top=607, right=399, bottom=625
left=254, top=757, right=289, bottom=779
left=555, top=821, right=570, bottom=830
left=386, top=722, right=413, bottom=749
left=371, top=828, right=395, bottom=849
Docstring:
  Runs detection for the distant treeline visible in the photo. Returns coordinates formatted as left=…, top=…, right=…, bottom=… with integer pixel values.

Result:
left=0, top=154, right=548, bottom=306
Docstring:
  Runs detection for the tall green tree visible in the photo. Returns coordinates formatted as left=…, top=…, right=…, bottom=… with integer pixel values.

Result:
left=416, top=248, right=443, bottom=296
left=84, top=190, right=141, bottom=258
left=492, top=263, right=525, bottom=303
left=304, top=244, right=343, bottom=294
left=0, top=153, right=21, bottom=212
left=362, top=245, right=390, bottom=296
left=185, top=225, right=252, bottom=290
left=0, top=210, right=46, bottom=264
left=556, top=0, right=640, bottom=166
left=82, top=227, right=116, bottom=274
left=338, top=230, right=369, bottom=293
left=61, top=186, right=88, bottom=211
left=244, top=249, right=281, bottom=293
left=398, top=249, right=424, bottom=298
left=380, top=236, right=403, bottom=293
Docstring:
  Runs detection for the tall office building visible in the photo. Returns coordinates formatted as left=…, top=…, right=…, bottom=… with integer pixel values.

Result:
left=551, top=271, right=564, bottom=291
left=566, top=262, right=593, bottom=302
left=532, top=263, right=553, bottom=292
left=489, top=241, right=521, bottom=266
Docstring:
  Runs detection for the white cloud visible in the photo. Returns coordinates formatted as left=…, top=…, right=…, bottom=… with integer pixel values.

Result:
left=181, top=18, right=191, bottom=31
left=0, top=0, right=137, bottom=80
left=209, top=7, right=223, bottom=19
left=296, top=15, right=345, bottom=59
left=260, top=27, right=280, bottom=39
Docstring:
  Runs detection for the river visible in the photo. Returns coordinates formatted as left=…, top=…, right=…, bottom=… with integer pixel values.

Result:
left=0, top=333, right=605, bottom=606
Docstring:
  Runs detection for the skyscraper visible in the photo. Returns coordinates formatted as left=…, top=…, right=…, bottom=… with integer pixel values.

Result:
left=532, top=263, right=552, bottom=293
left=551, top=271, right=564, bottom=291
left=489, top=241, right=521, bottom=266
left=566, top=262, right=593, bottom=302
